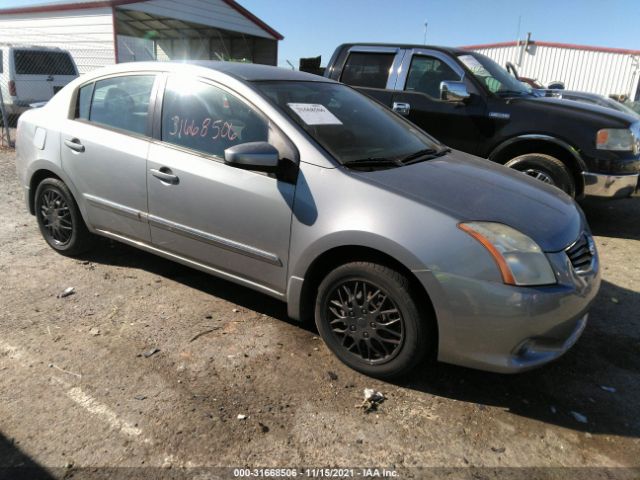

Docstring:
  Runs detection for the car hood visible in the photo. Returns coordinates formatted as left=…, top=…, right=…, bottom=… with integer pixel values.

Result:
left=351, top=150, right=584, bottom=252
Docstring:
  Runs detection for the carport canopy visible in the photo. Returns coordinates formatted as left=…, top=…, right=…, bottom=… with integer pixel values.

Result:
left=115, top=3, right=280, bottom=65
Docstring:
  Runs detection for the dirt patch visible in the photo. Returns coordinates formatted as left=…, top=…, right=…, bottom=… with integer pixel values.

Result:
left=1, top=150, right=639, bottom=478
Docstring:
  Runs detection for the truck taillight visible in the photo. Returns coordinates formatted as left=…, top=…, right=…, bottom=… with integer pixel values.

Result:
left=8, top=80, right=16, bottom=96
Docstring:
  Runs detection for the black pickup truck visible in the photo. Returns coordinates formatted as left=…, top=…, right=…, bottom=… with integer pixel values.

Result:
left=325, top=43, right=640, bottom=198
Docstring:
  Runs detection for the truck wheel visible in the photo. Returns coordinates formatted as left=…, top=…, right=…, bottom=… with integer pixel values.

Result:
left=34, top=178, right=94, bottom=256
left=505, top=153, right=575, bottom=197
left=315, top=261, right=435, bottom=379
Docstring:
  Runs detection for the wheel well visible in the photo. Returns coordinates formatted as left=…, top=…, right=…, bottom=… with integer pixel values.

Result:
left=298, top=245, right=438, bottom=352
left=491, top=139, right=584, bottom=197
left=28, top=169, right=61, bottom=215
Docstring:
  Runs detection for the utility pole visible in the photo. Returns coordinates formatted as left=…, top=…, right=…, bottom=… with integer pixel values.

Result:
left=423, top=21, right=428, bottom=45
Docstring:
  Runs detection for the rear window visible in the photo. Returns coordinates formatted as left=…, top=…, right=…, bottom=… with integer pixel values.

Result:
left=88, top=75, right=155, bottom=135
left=13, top=50, right=76, bottom=75
left=75, top=83, right=94, bottom=120
left=340, top=52, right=394, bottom=89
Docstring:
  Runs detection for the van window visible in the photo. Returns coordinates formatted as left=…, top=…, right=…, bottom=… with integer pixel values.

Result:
left=89, top=75, right=155, bottom=135
left=340, top=52, right=394, bottom=89
left=13, top=50, right=76, bottom=76
left=161, top=77, right=269, bottom=158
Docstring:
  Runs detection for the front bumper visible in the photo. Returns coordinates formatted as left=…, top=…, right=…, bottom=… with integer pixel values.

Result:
left=415, top=247, right=601, bottom=373
left=582, top=172, right=639, bottom=198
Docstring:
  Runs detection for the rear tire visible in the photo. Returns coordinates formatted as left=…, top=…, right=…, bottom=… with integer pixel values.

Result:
left=505, top=153, right=575, bottom=197
left=315, top=261, right=434, bottom=379
left=34, top=178, right=94, bottom=256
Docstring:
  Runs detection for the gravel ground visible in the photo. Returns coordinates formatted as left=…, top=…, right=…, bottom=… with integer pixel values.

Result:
left=0, top=148, right=639, bottom=479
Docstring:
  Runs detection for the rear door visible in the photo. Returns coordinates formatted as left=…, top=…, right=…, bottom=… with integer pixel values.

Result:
left=60, top=73, right=158, bottom=242
left=11, top=49, right=78, bottom=103
left=391, top=49, right=488, bottom=153
left=337, top=47, right=404, bottom=107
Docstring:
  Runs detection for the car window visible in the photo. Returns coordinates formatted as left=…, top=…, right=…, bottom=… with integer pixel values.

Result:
left=161, top=76, right=269, bottom=158
left=405, top=55, right=460, bottom=98
left=340, top=52, right=394, bottom=89
left=0, top=51, right=3, bottom=74
left=13, top=50, right=76, bottom=75
left=89, top=75, right=155, bottom=136
left=75, top=83, right=94, bottom=120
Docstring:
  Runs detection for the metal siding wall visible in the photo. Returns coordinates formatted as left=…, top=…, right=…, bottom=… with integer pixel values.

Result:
left=471, top=45, right=640, bottom=96
left=0, top=8, right=115, bottom=73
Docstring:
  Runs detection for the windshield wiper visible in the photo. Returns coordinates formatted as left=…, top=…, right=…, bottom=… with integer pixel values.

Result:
left=399, top=147, right=450, bottom=165
left=342, top=157, right=403, bottom=170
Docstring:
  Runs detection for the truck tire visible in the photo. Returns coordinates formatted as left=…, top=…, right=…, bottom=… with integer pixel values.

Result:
left=505, top=153, right=575, bottom=197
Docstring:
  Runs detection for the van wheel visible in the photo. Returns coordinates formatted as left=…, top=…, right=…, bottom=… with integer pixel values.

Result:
left=34, top=178, right=94, bottom=256
left=315, top=262, right=434, bottom=379
left=505, top=153, right=575, bottom=197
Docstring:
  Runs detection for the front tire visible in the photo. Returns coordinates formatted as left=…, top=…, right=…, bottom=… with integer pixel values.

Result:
left=34, top=178, right=94, bottom=256
left=505, top=153, right=575, bottom=197
left=315, top=262, right=434, bottom=379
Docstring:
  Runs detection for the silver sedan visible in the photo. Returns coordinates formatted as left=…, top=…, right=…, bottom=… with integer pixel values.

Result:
left=15, top=61, right=600, bottom=378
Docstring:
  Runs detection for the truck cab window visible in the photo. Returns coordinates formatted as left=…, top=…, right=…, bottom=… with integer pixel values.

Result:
left=340, top=52, right=394, bottom=89
left=405, top=55, right=460, bottom=98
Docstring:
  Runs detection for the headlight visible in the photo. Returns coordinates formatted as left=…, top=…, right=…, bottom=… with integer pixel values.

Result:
left=458, top=222, right=556, bottom=286
left=596, top=126, right=640, bottom=153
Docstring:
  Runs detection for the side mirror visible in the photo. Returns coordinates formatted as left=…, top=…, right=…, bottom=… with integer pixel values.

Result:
left=224, top=141, right=280, bottom=172
left=440, top=81, right=470, bottom=103
left=547, top=81, right=565, bottom=90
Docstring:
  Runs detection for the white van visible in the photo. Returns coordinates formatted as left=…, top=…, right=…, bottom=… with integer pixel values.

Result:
left=0, top=45, right=78, bottom=119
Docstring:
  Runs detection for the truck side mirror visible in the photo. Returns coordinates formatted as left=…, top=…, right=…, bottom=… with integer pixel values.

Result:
left=547, top=81, right=565, bottom=90
left=440, top=81, right=470, bottom=103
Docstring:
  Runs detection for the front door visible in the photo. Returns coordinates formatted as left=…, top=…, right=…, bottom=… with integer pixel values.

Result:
left=146, top=76, right=295, bottom=295
left=59, top=73, right=157, bottom=241
left=391, top=50, right=488, bottom=154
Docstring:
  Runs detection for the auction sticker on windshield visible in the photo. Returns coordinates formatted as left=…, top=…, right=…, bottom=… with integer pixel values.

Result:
left=287, top=103, right=342, bottom=125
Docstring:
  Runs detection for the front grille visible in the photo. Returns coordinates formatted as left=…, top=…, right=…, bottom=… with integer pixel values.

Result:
left=565, top=233, right=594, bottom=271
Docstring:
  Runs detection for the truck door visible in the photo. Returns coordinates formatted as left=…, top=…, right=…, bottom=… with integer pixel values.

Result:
left=336, top=47, right=404, bottom=109
left=391, top=49, right=488, bottom=154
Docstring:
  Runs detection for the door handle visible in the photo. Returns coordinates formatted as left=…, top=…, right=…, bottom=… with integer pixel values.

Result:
left=150, top=167, right=179, bottom=185
left=392, top=102, right=411, bottom=116
left=64, top=138, right=85, bottom=152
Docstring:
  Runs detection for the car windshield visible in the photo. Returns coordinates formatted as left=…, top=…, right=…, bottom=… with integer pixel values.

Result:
left=254, top=81, right=444, bottom=165
left=458, top=52, right=533, bottom=96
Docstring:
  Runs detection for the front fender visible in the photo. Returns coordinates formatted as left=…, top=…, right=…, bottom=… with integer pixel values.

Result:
left=285, top=231, right=430, bottom=322
left=488, top=134, right=588, bottom=172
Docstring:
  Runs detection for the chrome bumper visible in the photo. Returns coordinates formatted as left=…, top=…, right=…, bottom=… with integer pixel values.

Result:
left=582, top=172, right=639, bottom=198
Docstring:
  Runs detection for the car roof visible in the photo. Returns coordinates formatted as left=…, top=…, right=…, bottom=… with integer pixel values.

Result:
left=335, top=43, right=470, bottom=55
left=85, top=61, right=334, bottom=83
